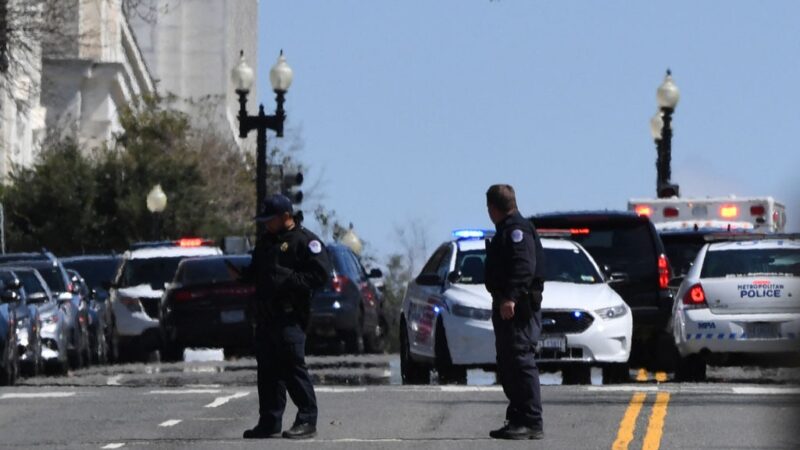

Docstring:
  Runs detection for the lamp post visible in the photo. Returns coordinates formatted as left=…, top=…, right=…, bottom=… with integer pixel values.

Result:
left=146, top=184, right=168, bottom=240
left=651, top=69, right=681, bottom=198
left=231, top=50, right=294, bottom=234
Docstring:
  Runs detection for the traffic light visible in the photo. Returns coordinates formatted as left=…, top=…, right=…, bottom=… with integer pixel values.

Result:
left=281, top=168, right=304, bottom=205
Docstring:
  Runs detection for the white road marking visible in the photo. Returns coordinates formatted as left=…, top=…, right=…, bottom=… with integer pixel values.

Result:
left=106, top=375, right=123, bottom=386
left=148, top=389, right=221, bottom=395
left=587, top=386, right=659, bottom=392
left=1, top=392, right=76, bottom=399
left=731, top=387, right=800, bottom=395
left=315, top=387, right=368, bottom=393
left=438, top=386, right=503, bottom=393
left=159, top=419, right=182, bottom=427
left=205, top=391, right=249, bottom=408
left=101, top=444, right=125, bottom=449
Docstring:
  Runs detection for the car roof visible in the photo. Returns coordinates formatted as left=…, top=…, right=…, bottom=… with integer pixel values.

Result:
left=454, top=237, right=579, bottom=252
left=532, top=211, right=648, bottom=226
left=60, top=255, right=120, bottom=262
left=179, top=254, right=250, bottom=265
left=126, top=246, right=222, bottom=260
left=708, top=239, right=800, bottom=251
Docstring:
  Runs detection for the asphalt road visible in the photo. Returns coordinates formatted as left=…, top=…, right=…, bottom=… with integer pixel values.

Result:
left=1, top=352, right=799, bottom=449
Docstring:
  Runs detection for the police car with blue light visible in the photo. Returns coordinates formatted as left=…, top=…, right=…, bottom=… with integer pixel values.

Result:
left=399, top=229, right=633, bottom=385
left=670, top=233, right=800, bottom=381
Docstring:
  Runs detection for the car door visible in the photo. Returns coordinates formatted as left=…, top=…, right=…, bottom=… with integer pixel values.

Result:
left=406, top=244, right=452, bottom=357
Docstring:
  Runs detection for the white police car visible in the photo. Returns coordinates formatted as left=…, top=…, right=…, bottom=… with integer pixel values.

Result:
left=399, top=229, right=632, bottom=385
left=671, top=234, right=800, bottom=381
left=109, top=239, right=222, bottom=361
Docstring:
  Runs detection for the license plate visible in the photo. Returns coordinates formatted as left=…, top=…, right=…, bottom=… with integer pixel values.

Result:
left=220, top=309, right=245, bottom=324
left=538, top=336, right=566, bottom=352
left=747, top=322, right=779, bottom=339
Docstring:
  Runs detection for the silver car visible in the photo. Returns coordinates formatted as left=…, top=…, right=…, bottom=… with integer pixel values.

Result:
left=0, top=270, right=43, bottom=377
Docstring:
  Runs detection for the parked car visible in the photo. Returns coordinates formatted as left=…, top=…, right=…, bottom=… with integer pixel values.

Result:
left=62, top=255, right=121, bottom=362
left=0, top=270, right=43, bottom=376
left=0, top=288, right=20, bottom=385
left=671, top=234, right=800, bottom=381
left=67, top=270, right=109, bottom=364
left=0, top=253, right=91, bottom=369
left=531, top=212, right=676, bottom=370
left=160, top=255, right=254, bottom=361
left=10, top=267, right=69, bottom=375
left=399, top=229, right=632, bottom=385
left=307, top=243, right=386, bottom=355
left=108, top=239, right=222, bottom=361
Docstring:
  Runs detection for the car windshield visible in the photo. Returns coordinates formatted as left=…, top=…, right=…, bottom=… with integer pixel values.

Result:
left=63, top=258, right=121, bottom=289
left=178, top=256, right=250, bottom=286
left=662, top=235, right=707, bottom=277
left=119, top=257, right=184, bottom=289
left=562, top=223, right=656, bottom=278
left=15, top=271, right=48, bottom=302
left=701, top=248, right=800, bottom=278
left=453, top=247, right=601, bottom=285
left=29, top=265, right=67, bottom=292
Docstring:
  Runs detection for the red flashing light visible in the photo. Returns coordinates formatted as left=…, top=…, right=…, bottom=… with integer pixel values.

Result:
left=658, top=254, right=671, bottom=290
left=720, top=205, right=739, bottom=219
left=752, top=280, right=770, bottom=286
left=331, top=275, right=349, bottom=294
left=174, top=290, right=195, bottom=302
left=570, top=228, right=590, bottom=235
left=683, top=283, right=708, bottom=308
left=635, top=205, right=652, bottom=217
left=178, top=238, right=205, bottom=247
left=750, top=205, right=766, bottom=216
left=663, top=207, right=679, bottom=218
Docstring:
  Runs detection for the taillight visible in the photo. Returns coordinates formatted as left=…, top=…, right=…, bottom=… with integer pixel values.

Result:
left=331, top=275, right=349, bottom=294
left=635, top=205, right=652, bottom=217
left=683, top=283, right=708, bottom=308
left=750, top=205, right=765, bottom=216
left=360, top=283, right=376, bottom=306
left=658, top=254, right=671, bottom=290
left=663, top=207, right=679, bottom=218
left=174, top=291, right=194, bottom=302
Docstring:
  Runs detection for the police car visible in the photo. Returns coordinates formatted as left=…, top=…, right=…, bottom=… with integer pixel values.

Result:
left=109, top=239, right=222, bottom=361
left=671, top=234, right=800, bottom=381
left=399, top=229, right=632, bottom=385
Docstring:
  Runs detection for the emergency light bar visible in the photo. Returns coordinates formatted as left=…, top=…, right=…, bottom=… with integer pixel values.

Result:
left=702, top=232, right=800, bottom=243
left=452, top=229, right=493, bottom=240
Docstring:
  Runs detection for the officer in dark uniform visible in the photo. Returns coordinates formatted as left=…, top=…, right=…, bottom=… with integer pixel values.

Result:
left=236, top=194, right=332, bottom=440
left=484, top=184, right=545, bottom=440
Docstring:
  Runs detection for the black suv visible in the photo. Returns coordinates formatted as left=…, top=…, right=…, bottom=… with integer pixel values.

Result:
left=532, top=212, right=676, bottom=368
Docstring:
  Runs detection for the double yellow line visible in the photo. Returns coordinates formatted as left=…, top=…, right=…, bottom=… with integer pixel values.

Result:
left=611, top=390, right=671, bottom=450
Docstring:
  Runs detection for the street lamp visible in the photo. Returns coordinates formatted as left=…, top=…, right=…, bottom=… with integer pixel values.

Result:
left=231, top=50, right=294, bottom=234
left=652, top=69, right=681, bottom=198
left=146, top=184, right=167, bottom=240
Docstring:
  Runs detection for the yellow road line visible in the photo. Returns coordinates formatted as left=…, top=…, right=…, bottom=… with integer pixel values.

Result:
left=611, top=392, right=647, bottom=450
left=636, top=368, right=649, bottom=382
left=655, top=372, right=668, bottom=383
left=642, top=392, right=671, bottom=450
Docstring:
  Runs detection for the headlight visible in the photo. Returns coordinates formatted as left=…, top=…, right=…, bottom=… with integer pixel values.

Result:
left=595, top=304, right=628, bottom=320
left=451, top=303, right=492, bottom=321
left=119, top=296, right=143, bottom=313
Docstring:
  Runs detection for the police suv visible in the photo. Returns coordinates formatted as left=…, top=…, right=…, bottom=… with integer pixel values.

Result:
left=109, top=239, right=222, bottom=361
left=400, top=230, right=632, bottom=385
left=671, top=234, right=800, bottom=381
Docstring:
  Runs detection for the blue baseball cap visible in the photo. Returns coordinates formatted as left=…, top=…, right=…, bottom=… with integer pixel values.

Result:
left=255, top=194, right=293, bottom=222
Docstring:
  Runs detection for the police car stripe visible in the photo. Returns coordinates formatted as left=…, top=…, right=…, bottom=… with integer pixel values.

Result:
left=695, top=333, right=702, bottom=340
left=729, top=333, right=736, bottom=339
left=686, top=334, right=692, bottom=341
left=717, top=333, right=725, bottom=340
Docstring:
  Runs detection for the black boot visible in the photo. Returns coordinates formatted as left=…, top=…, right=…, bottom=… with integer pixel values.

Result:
left=489, top=422, right=511, bottom=439
left=282, top=423, right=317, bottom=439
left=243, top=424, right=281, bottom=439
left=492, top=424, right=544, bottom=440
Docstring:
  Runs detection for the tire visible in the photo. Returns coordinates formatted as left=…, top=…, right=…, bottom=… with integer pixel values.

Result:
left=94, top=330, right=108, bottom=365
left=602, top=363, right=630, bottom=384
left=108, top=322, right=120, bottom=364
left=653, top=332, right=679, bottom=373
left=400, top=322, right=430, bottom=385
left=675, top=354, right=707, bottom=382
left=344, top=310, right=365, bottom=355
left=364, top=318, right=388, bottom=354
left=81, top=324, right=91, bottom=368
left=562, top=364, right=592, bottom=385
left=161, top=337, right=184, bottom=363
left=434, top=320, right=467, bottom=385
left=0, top=341, right=18, bottom=386
left=68, top=348, right=84, bottom=370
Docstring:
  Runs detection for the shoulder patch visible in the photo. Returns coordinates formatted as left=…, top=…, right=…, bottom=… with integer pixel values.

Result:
left=511, top=229, right=524, bottom=243
left=308, top=240, right=323, bottom=254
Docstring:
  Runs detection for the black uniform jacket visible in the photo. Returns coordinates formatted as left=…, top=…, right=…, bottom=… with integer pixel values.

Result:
left=485, top=211, right=545, bottom=309
left=241, top=225, right=332, bottom=322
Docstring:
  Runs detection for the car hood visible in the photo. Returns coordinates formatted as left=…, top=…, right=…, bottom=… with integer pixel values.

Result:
left=117, top=284, right=163, bottom=300
left=542, top=282, right=624, bottom=310
left=444, top=284, right=492, bottom=308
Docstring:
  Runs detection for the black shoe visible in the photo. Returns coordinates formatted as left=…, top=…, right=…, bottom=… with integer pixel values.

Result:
left=243, top=425, right=281, bottom=439
left=489, top=423, right=511, bottom=439
left=492, top=425, right=544, bottom=440
left=282, top=423, right=317, bottom=440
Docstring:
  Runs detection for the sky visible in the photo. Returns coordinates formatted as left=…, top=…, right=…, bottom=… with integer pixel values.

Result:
left=256, top=1, right=800, bottom=262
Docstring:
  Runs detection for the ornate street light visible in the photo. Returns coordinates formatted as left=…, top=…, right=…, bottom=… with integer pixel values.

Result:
left=231, top=50, right=293, bottom=233
left=146, top=184, right=167, bottom=239
left=652, top=70, right=680, bottom=198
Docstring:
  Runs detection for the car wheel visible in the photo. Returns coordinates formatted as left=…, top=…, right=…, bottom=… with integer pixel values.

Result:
left=400, top=323, right=430, bottom=385
left=364, top=318, right=388, bottom=354
left=108, top=322, right=120, bottom=364
left=562, top=364, right=592, bottom=385
left=602, top=363, right=630, bottom=384
left=162, top=340, right=184, bottom=363
left=96, top=329, right=108, bottom=365
left=675, top=354, right=707, bottom=382
left=0, top=342, right=17, bottom=386
left=344, top=310, right=365, bottom=355
left=434, top=320, right=467, bottom=385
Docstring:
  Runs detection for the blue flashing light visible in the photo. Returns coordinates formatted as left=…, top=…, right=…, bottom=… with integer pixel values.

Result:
left=452, top=229, right=488, bottom=240
left=333, top=301, right=341, bottom=310
left=572, top=311, right=583, bottom=319
left=433, top=306, right=441, bottom=314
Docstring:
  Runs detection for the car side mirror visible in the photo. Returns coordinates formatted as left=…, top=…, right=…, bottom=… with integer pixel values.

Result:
left=0, top=290, right=19, bottom=303
left=368, top=268, right=383, bottom=279
left=447, top=271, right=461, bottom=284
left=416, top=274, right=443, bottom=286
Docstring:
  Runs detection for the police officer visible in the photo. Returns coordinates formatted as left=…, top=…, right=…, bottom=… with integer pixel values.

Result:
left=237, top=194, right=332, bottom=440
left=484, top=184, right=545, bottom=440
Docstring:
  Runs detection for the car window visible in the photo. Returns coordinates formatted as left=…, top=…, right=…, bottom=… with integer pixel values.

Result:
left=701, top=248, right=800, bottom=278
left=418, top=245, right=449, bottom=279
left=179, top=257, right=250, bottom=285
left=32, top=265, right=68, bottom=292
left=543, top=248, right=602, bottom=284
left=435, top=246, right=453, bottom=281
left=63, top=258, right=121, bottom=289
left=332, top=248, right=360, bottom=279
left=662, top=237, right=706, bottom=276
left=566, top=223, right=656, bottom=278
left=347, top=252, right=367, bottom=282
left=455, top=250, right=486, bottom=284
left=118, top=257, right=185, bottom=289
left=15, top=271, right=48, bottom=302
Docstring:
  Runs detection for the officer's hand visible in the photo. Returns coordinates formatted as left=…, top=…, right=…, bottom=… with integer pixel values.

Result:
left=500, top=300, right=515, bottom=320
